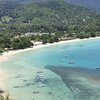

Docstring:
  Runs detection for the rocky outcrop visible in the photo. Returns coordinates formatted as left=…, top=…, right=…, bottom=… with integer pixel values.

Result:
left=0, top=90, right=11, bottom=100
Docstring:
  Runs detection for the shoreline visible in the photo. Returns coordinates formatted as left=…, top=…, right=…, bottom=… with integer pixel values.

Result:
left=0, top=36, right=100, bottom=99
left=0, top=36, right=100, bottom=62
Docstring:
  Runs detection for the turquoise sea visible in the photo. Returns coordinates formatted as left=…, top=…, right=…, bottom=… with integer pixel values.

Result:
left=1, top=39, right=100, bottom=100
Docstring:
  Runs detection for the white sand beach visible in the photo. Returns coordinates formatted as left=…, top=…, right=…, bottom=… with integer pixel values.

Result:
left=0, top=37, right=100, bottom=62
left=0, top=68, right=6, bottom=89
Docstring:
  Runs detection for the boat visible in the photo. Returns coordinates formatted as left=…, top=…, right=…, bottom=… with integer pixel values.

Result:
left=33, top=91, right=40, bottom=94
left=60, top=59, right=65, bottom=62
left=38, top=84, right=45, bottom=87
left=96, top=67, right=100, bottom=70
left=68, top=61, right=75, bottom=64
left=13, top=86, right=20, bottom=88
left=65, top=55, right=68, bottom=58
left=37, top=71, right=43, bottom=73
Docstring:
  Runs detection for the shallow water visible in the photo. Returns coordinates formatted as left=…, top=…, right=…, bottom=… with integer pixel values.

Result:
left=0, top=39, right=100, bottom=100
left=46, top=66, right=100, bottom=100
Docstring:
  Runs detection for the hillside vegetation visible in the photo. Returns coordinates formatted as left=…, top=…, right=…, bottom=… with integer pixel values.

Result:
left=0, top=0, right=100, bottom=33
left=0, top=0, right=100, bottom=52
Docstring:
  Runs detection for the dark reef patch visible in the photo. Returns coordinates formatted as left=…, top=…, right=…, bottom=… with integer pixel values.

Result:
left=45, top=65, right=100, bottom=100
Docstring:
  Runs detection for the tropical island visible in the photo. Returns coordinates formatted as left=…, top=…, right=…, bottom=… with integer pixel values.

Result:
left=0, top=0, right=100, bottom=100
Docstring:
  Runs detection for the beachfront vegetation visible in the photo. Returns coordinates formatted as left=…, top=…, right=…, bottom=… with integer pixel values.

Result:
left=0, top=0, right=100, bottom=52
left=41, top=34, right=59, bottom=44
left=12, top=37, right=33, bottom=49
left=0, top=33, right=33, bottom=51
